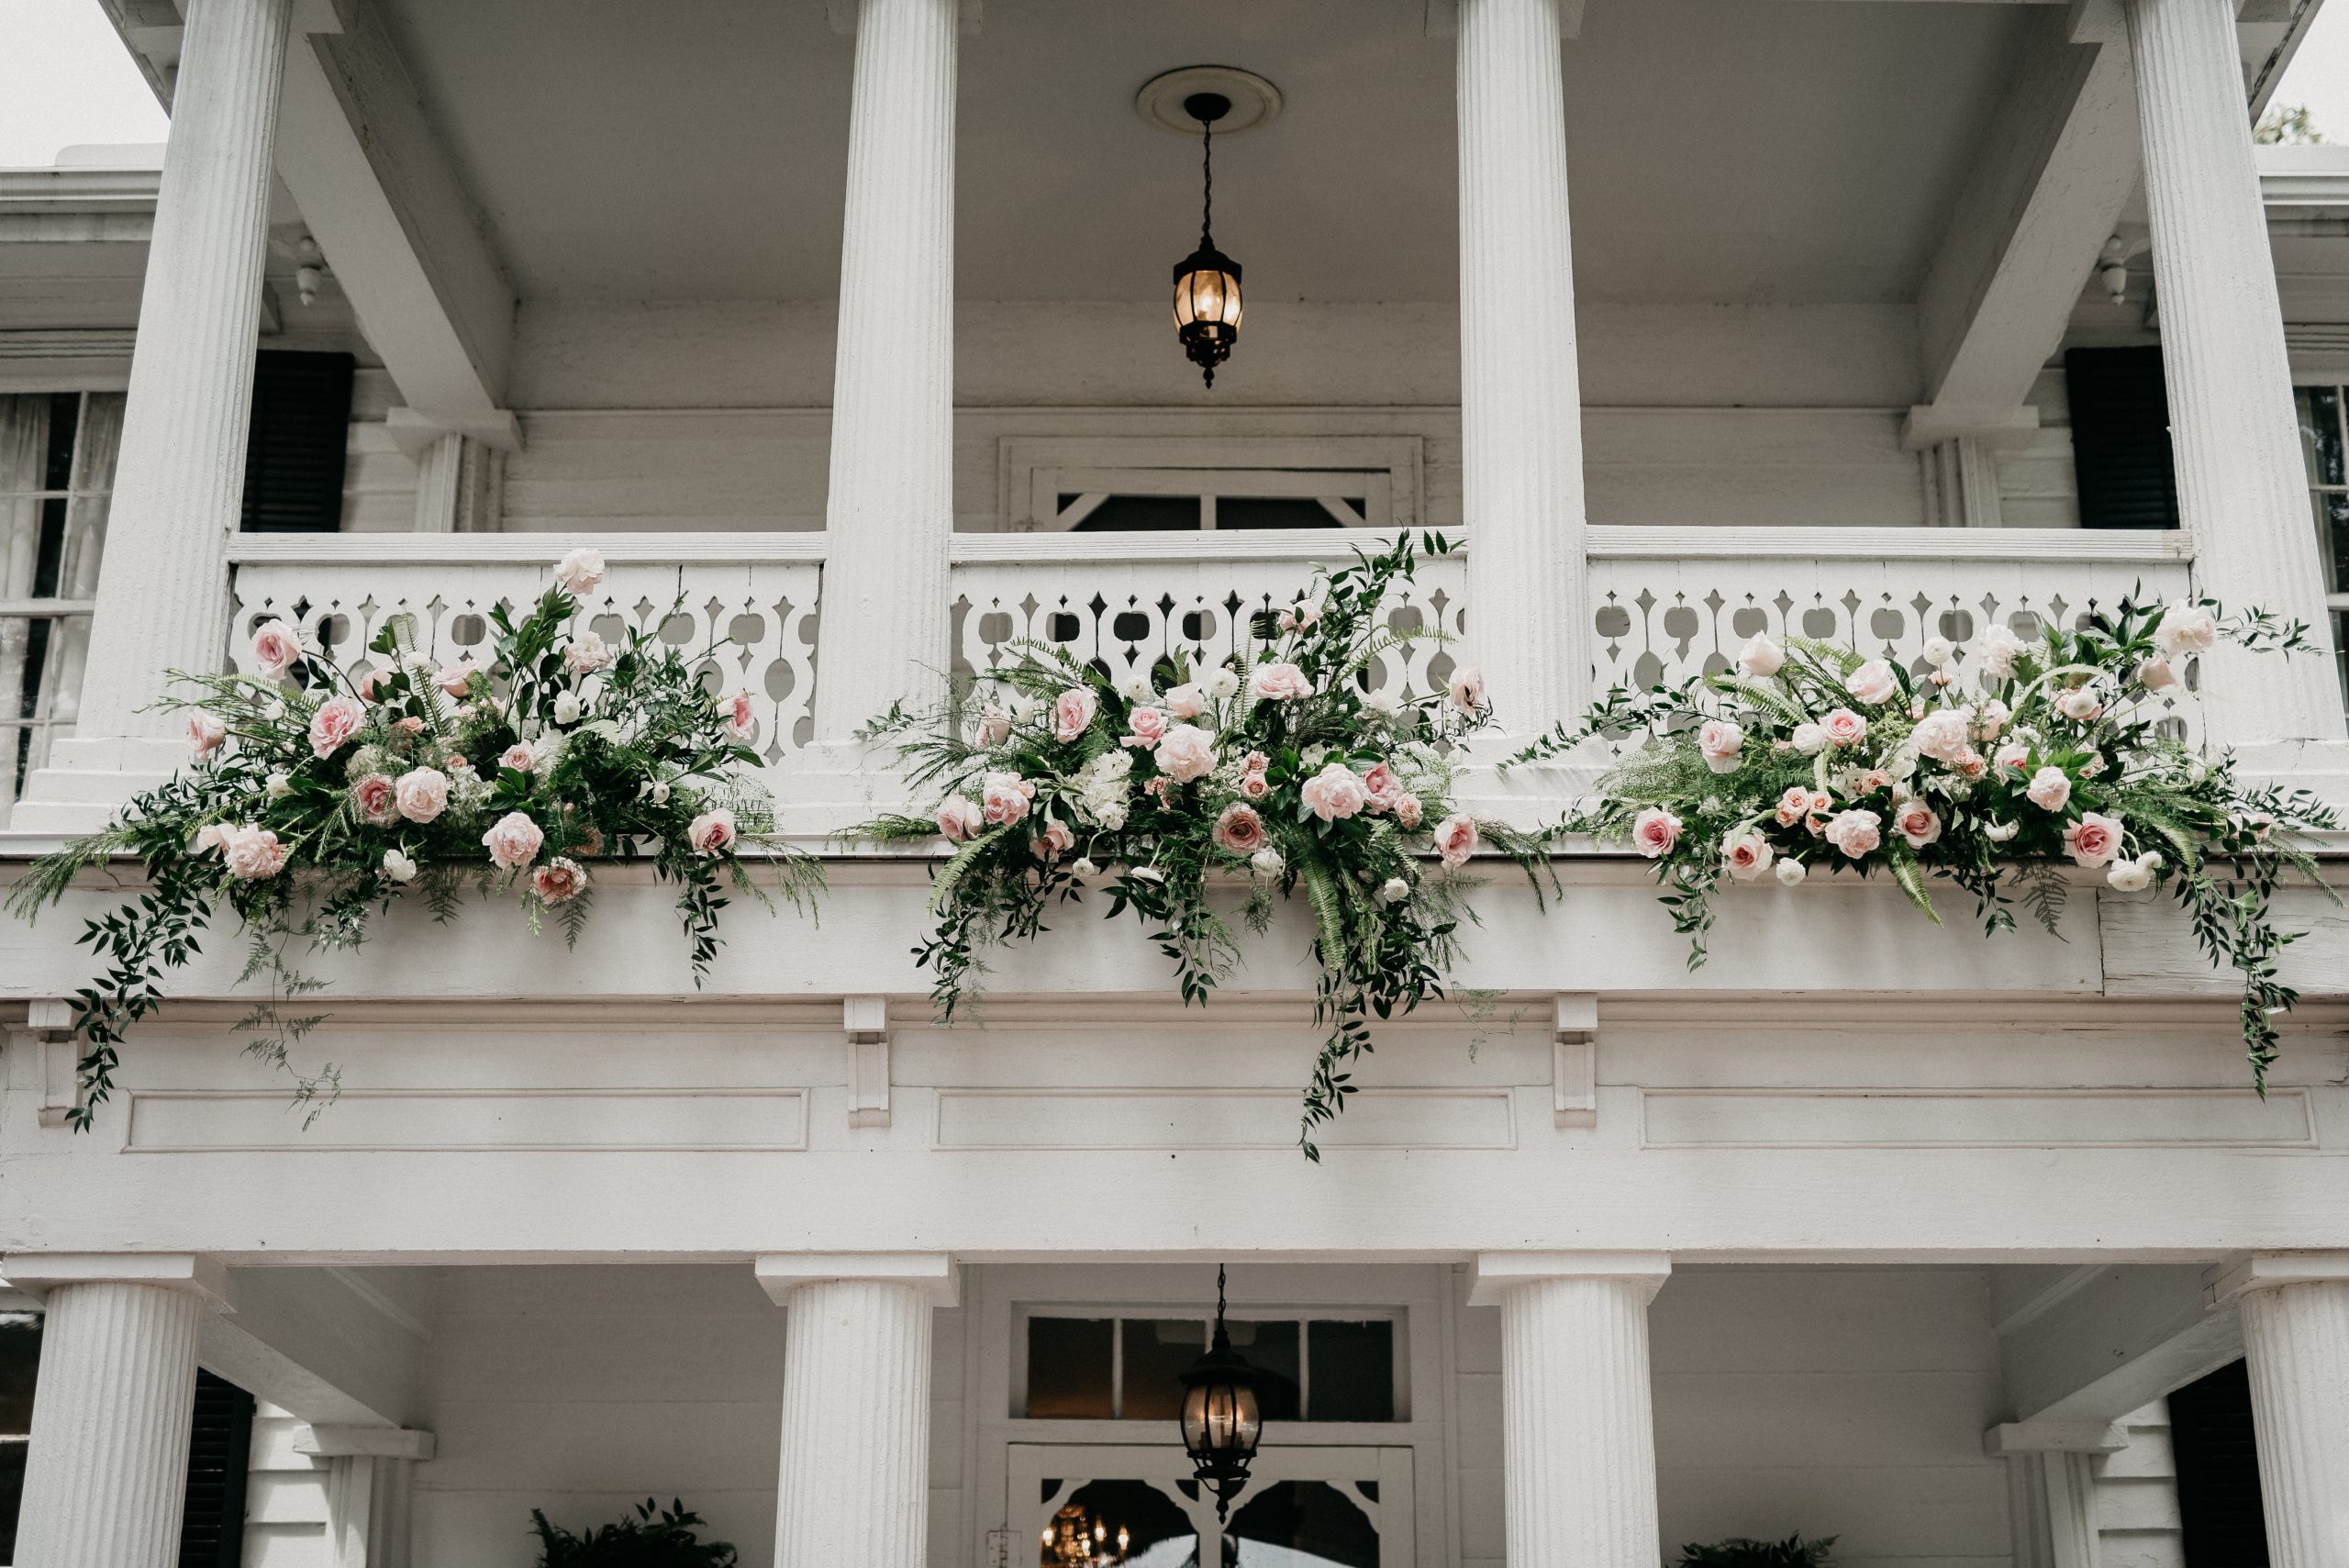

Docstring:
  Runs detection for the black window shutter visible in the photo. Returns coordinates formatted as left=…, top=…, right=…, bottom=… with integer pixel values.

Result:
left=2065, top=346, right=2181, bottom=528
left=239, top=350, right=354, bottom=533
left=178, top=1370, right=253, bottom=1568
left=2169, top=1359, right=2270, bottom=1566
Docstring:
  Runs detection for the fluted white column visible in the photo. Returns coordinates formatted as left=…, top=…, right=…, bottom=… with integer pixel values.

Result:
left=2126, top=0, right=2347, bottom=749
left=75, top=0, right=294, bottom=743
left=1457, top=0, right=1588, bottom=740
left=1473, top=1252, right=1668, bottom=1566
left=810, top=0, right=958, bottom=743
left=2, top=1256, right=230, bottom=1568
left=758, top=1254, right=954, bottom=1568
left=2224, top=1254, right=2349, bottom=1565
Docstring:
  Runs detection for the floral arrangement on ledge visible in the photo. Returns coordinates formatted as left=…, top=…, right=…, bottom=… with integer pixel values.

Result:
left=7, top=549, right=815, bottom=1132
left=856, top=532, right=1555, bottom=1159
left=1515, top=595, right=2336, bottom=1084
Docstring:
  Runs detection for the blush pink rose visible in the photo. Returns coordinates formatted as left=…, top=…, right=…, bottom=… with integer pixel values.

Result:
left=564, top=633, right=613, bottom=676
left=393, top=716, right=426, bottom=737
left=1300, top=762, right=1369, bottom=821
left=936, top=796, right=984, bottom=841
left=553, top=548, right=606, bottom=595
left=720, top=690, right=757, bottom=743
left=1052, top=687, right=1098, bottom=742
left=351, top=773, right=397, bottom=825
left=2155, top=603, right=2218, bottom=658
left=1153, top=723, right=1218, bottom=783
left=501, top=743, right=535, bottom=773
left=308, top=695, right=364, bottom=758
left=1845, top=660, right=1898, bottom=705
left=439, top=659, right=479, bottom=696
left=1776, top=786, right=1812, bottom=827
left=1251, top=662, right=1311, bottom=702
left=1163, top=683, right=1207, bottom=720
left=2135, top=656, right=2177, bottom=691
left=1820, top=707, right=1868, bottom=747
left=1394, top=794, right=1423, bottom=829
left=1033, top=819, right=1075, bottom=861
left=2026, top=766, right=2073, bottom=811
left=1362, top=762, right=1405, bottom=814
left=1893, top=799, right=1942, bottom=849
left=194, top=824, right=228, bottom=855
left=250, top=618, right=301, bottom=678
left=981, top=771, right=1035, bottom=825
left=1722, top=828, right=1774, bottom=882
left=687, top=807, right=737, bottom=856
left=1911, top=708, right=1972, bottom=762
left=1824, top=808, right=1883, bottom=860
left=188, top=709, right=228, bottom=756
left=1432, top=812, right=1479, bottom=868
left=1122, top=706, right=1170, bottom=749
left=1239, top=773, right=1271, bottom=800
left=532, top=857, right=588, bottom=904
left=1213, top=803, right=1269, bottom=856
left=482, top=810, right=545, bottom=868
left=1631, top=806, right=1682, bottom=858
left=1447, top=665, right=1487, bottom=715
left=1698, top=717, right=1743, bottom=773
left=2054, top=685, right=2104, bottom=723
left=395, top=766, right=449, bottom=823
left=220, top=825, right=288, bottom=881
left=2064, top=810, right=2124, bottom=867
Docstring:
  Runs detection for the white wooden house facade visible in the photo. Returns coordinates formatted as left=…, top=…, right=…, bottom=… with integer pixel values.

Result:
left=4, top=1, right=2349, bottom=1565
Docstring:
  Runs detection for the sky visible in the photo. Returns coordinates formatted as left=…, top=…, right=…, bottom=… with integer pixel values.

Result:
left=0, top=0, right=2345, bottom=167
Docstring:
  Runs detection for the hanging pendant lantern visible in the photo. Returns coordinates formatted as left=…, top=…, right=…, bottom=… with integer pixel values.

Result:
left=1172, top=92, right=1243, bottom=388
left=1177, top=1264, right=1264, bottom=1519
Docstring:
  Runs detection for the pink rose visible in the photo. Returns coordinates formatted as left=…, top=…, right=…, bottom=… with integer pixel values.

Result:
left=393, top=716, right=427, bottom=737
left=553, top=548, right=606, bottom=595
left=1432, top=813, right=1479, bottom=868
left=1241, top=751, right=1270, bottom=777
left=1300, top=762, right=1369, bottom=821
left=357, top=669, right=384, bottom=701
left=686, top=807, right=737, bottom=857
left=1251, top=662, right=1311, bottom=702
left=1393, top=794, right=1423, bottom=829
left=1853, top=768, right=1895, bottom=795
left=721, top=690, right=757, bottom=744
left=1953, top=750, right=1987, bottom=781
left=1033, top=819, right=1075, bottom=861
left=250, top=618, right=301, bottom=678
left=1213, top=804, right=1269, bottom=856
left=1052, top=688, right=1099, bottom=742
left=351, top=773, right=397, bottom=825
left=1893, top=799, right=1942, bottom=849
left=2242, top=808, right=2275, bottom=841
left=1122, top=706, right=1170, bottom=749
left=1973, top=698, right=2011, bottom=740
left=1737, top=634, right=1785, bottom=677
left=1820, top=707, right=1868, bottom=747
left=308, top=695, right=364, bottom=758
left=2054, top=685, right=2104, bottom=723
left=501, top=743, right=535, bottom=773
left=2135, top=656, right=2177, bottom=692
left=2155, top=603, right=2218, bottom=658
left=532, top=857, right=589, bottom=904
left=219, top=825, right=288, bottom=881
left=1362, top=763, right=1405, bottom=814
left=1722, top=828, right=1774, bottom=882
left=482, top=811, right=545, bottom=868
left=2064, top=811, right=2123, bottom=867
left=1631, top=806, right=1682, bottom=858
left=1994, top=741, right=2032, bottom=773
left=194, top=824, right=228, bottom=855
left=2026, top=766, right=2072, bottom=812
left=188, top=709, right=228, bottom=756
left=1163, top=683, right=1207, bottom=720
left=1911, top=708, right=1972, bottom=763
left=1824, top=808, right=1882, bottom=860
left=936, top=796, right=984, bottom=841
left=981, top=771, right=1035, bottom=826
left=1698, top=718, right=1743, bottom=773
left=1239, top=773, right=1271, bottom=801
left=1774, top=786, right=1811, bottom=827
left=395, top=766, right=450, bottom=824
left=1153, top=724, right=1219, bottom=784
left=439, top=659, right=479, bottom=696
left=1845, top=660, right=1898, bottom=705
left=972, top=706, right=1013, bottom=747
left=1447, top=665, right=1486, bottom=715
left=563, top=633, right=613, bottom=676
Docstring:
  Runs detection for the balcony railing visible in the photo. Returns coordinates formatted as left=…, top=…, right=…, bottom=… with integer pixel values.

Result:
left=211, top=525, right=2199, bottom=773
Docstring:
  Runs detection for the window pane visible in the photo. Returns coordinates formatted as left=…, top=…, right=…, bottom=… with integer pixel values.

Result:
left=1227, top=1480, right=1379, bottom=1568
left=1121, top=1318, right=1206, bottom=1420
left=1048, top=1479, right=1198, bottom=1568
left=1071, top=495, right=1201, bottom=532
left=1228, top=1319, right=1300, bottom=1421
left=1306, top=1320, right=1396, bottom=1422
left=1216, top=496, right=1346, bottom=530
left=2319, top=490, right=2349, bottom=595
left=0, top=1317, right=39, bottom=1434
left=2299, top=386, right=2346, bottom=486
left=1026, top=1317, right=1114, bottom=1418
left=0, top=1441, right=23, bottom=1565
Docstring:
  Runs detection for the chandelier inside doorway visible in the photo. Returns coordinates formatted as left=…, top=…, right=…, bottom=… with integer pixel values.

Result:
left=1041, top=1500, right=1131, bottom=1567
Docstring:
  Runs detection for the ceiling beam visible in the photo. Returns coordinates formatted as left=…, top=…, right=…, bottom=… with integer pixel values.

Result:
left=1996, top=1263, right=2243, bottom=1424
left=1909, top=3, right=2140, bottom=446
left=199, top=1265, right=432, bottom=1429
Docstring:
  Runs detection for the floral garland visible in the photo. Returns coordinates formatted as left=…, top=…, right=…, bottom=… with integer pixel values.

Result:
left=7, top=550, right=816, bottom=1130
left=1515, top=596, right=2337, bottom=1084
left=858, top=533, right=1555, bottom=1159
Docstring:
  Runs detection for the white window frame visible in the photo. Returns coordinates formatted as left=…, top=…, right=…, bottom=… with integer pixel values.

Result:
left=2294, top=384, right=2349, bottom=712
left=996, top=436, right=1424, bottom=533
left=1012, top=1302, right=1411, bottom=1423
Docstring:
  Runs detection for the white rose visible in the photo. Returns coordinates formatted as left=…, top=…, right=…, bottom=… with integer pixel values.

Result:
left=553, top=691, right=583, bottom=726
left=651, top=779, right=671, bottom=806
left=1363, top=687, right=1402, bottom=715
left=1791, top=722, right=1828, bottom=756
left=382, top=848, right=418, bottom=884
left=1379, top=876, right=1410, bottom=904
left=1251, top=847, right=1285, bottom=876
left=1845, top=660, right=1898, bottom=705
left=553, top=548, right=606, bottom=595
left=1774, top=857, right=1807, bottom=885
left=2155, top=603, right=2218, bottom=658
left=1972, top=624, right=2030, bottom=679
left=264, top=772, right=293, bottom=799
left=1736, top=633, right=1785, bottom=677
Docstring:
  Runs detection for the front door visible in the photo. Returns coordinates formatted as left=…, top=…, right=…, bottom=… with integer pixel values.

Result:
left=1008, top=1442, right=1413, bottom=1567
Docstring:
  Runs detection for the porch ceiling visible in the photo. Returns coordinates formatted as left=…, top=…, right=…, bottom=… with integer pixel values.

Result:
left=374, top=0, right=2034, bottom=306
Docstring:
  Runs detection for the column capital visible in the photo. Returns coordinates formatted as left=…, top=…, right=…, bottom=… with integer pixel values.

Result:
left=755, top=1252, right=958, bottom=1308
left=0, top=1253, right=233, bottom=1314
left=2204, top=1251, right=2349, bottom=1304
left=1469, top=1251, right=1670, bottom=1307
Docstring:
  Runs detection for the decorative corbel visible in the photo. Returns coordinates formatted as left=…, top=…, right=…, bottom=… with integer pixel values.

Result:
left=13, top=1001, right=82, bottom=1129
left=846, top=995, right=891, bottom=1129
left=1553, top=993, right=1598, bottom=1129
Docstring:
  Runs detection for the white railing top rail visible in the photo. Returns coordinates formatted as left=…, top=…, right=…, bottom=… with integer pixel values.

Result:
left=1587, top=525, right=2193, bottom=562
left=227, top=531, right=831, bottom=567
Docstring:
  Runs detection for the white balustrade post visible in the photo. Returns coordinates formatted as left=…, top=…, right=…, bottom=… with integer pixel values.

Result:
left=1, top=1256, right=231, bottom=1568
left=2216, top=1254, right=2349, bottom=1565
left=757, top=1254, right=955, bottom=1568
left=810, top=0, right=958, bottom=746
left=2125, top=0, right=2348, bottom=753
left=1457, top=0, right=1589, bottom=742
left=1472, top=1252, right=1668, bottom=1566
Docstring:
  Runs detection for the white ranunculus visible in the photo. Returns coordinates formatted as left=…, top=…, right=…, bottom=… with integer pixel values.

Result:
left=264, top=772, right=293, bottom=799
left=382, top=848, right=418, bottom=884
left=1985, top=820, right=2020, bottom=843
left=2106, top=856, right=2156, bottom=893
left=1774, top=857, right=1807, bottom=885
left=1920, top=635, right=1957, bottom=668
left=1206, top=668, right=1241, bottom=702
left=1252, top=847, right=1285, bottom=876
left=1071, top=856, right=1098, bottom=878
left=553, top=691, right=583, bottom=726
left=1379, top=876, right=1410, bottom=904
left=1791, top=722, right=1828, bottom=756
